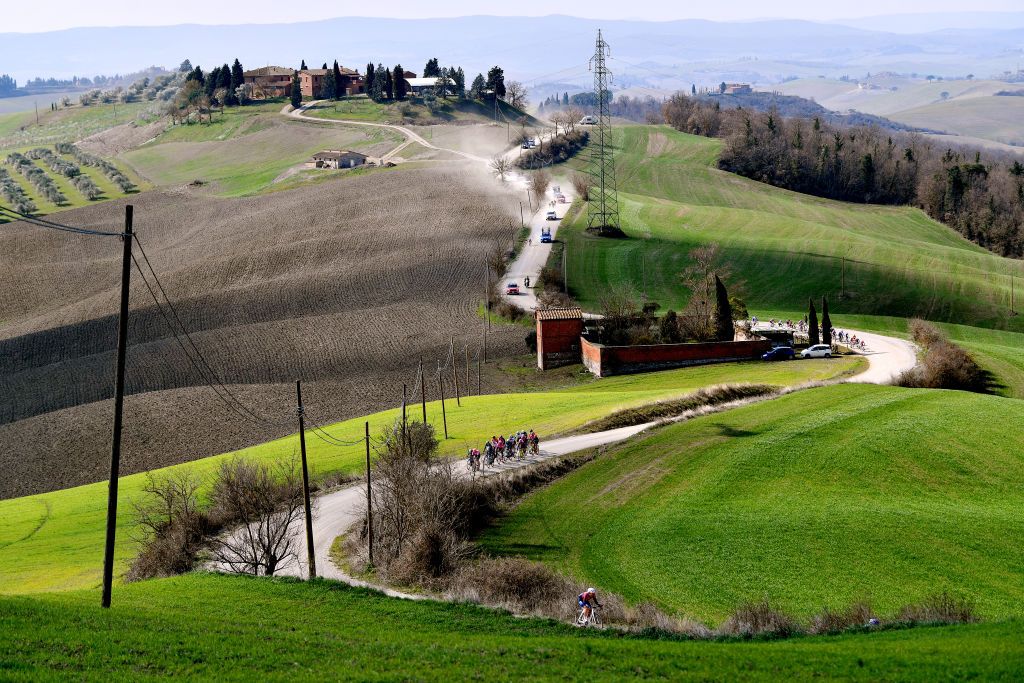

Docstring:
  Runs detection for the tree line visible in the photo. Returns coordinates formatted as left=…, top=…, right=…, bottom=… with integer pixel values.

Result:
left=661, top=93, right=1024, bottom=258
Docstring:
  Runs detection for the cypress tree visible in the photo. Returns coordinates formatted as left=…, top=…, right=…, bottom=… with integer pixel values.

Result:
left=714, top=275, right=734, bottom=341
left=323, top=69, right=336, bottom=100
left=821, top=296, right=833, bottom=347
left=290, top=71, right=302, bottom=109
left=205, top=66, right=220, bottom=98
left=333, top=60, right=343, bottom=99
left=808, top=298, right=820, bottom=346
left=470, top=73, right=486, bottom=100
left=365, top=63, right=375, bottom=93
left=384, top=68, right=393, bottom=100
left=392, top=65, right=407, bottom=100
left=563, top=92, right=569, bottom=105
left=300, top=59, right=307, bottom=70
left=229, top=59, right=244, bottom=105
left=423, top=58, right=440, bottom=77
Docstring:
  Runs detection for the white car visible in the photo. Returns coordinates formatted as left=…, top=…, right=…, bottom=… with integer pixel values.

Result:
left=545, top=210, right=558, bottom=220
left=801, top=344, right=832, bottom=359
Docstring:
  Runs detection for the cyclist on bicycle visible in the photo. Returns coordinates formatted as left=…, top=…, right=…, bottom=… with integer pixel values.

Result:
left=578, top=587, right=601, bottom=623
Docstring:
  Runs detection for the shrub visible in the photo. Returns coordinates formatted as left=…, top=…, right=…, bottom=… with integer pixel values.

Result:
left=582, top=383, right=776, bottom=432
left=719, top=599, right=801, bottom=638
left=896, top=319, right=989, bottom=392
left=571, top=172, right=593, bottom=201
left=897, top=591, right=978, bottom=625
left=127, top=471, right=210, bottom=581
left=807, top=600, right=875, bottom=634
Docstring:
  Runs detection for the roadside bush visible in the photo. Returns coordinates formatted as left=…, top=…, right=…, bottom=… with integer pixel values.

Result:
left=582, top=383, right=777, bottom=432
left=897, top=591, right=978, bottom=625
left=127, top=471, right=210, bottom=581
left=719, top=599, right=801, bottom=639
left=516, top=130, right=589, bottom=169
left=896, top=319, right=989, bottom=393
left=807, top=600, right=875, bottom=634
left=571, top=172, right=593, bottom=201
left=448, top=556, right=577, bottom=617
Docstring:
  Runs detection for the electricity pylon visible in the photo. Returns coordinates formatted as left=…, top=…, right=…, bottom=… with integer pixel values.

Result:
left=586, top=29, right=620, bottom=236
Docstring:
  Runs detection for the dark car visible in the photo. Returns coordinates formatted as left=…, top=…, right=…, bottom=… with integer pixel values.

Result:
left=762, top=346, right=795, bottom=361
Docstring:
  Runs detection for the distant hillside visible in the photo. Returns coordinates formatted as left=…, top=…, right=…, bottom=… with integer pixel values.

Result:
left=695, top=92, right=929, bottom=132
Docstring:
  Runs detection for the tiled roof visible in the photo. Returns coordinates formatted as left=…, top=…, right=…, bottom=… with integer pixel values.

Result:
left=536, top=307, right=583, bottom=321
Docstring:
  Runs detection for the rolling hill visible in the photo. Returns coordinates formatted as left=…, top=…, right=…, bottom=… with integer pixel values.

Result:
left=554, top=125, right=1024, bottom=394
left=4, top=573, right=1022, bottom=680
left=482, top=383, right=1024, bottom=622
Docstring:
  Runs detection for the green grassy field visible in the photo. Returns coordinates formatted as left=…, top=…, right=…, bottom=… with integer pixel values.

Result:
left=0, top=101, right=153, bottom=152
left=121, top=105, right=403, bottom=196
left=0, top=358, right=859, bottom=595
left=482, top=383, right=1024, bottom=623
left=303, top=94, right=534, bottom=125
left=559, top=126, right=1023, bottom=330
left=2, top=573, right=1022, bottom=681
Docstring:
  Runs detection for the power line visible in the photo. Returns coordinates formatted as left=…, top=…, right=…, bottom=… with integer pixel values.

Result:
left=129, top=253, right=270, bottom=427
left=0, top=204, right=124, bottom=237
left=132, top=236, right=276, bottom=427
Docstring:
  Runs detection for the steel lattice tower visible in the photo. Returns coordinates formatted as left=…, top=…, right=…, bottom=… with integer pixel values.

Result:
left=586, top=29, right=620, bottom=235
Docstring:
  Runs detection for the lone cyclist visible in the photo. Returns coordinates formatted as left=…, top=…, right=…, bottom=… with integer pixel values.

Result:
left=577, top=587, right=601, bottom=624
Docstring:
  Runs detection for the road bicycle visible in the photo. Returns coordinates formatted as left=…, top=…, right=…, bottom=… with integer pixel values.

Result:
left=576, top=604, right=602, bottom=627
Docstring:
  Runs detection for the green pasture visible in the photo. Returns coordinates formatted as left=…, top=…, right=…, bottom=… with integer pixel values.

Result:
left=483, top=383, right=1024, bottom=622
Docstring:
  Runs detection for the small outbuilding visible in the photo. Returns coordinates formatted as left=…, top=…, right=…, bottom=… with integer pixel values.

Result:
left=535, top=307, right=584, bottom=370
left=312, top=150, right=368, bottom=169
left=405, top=77, right=439, bottom=94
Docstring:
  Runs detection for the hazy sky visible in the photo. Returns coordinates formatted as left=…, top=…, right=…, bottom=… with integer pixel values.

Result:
left=5, top=0, right=1022, bottom=32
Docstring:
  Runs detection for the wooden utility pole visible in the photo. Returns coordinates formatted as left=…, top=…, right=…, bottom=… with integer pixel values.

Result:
left=402, top=384, right=407, bottom=432
left=419, top=359, right=427, bottom=423
left=520, top=202, right=525, bottom=229
left=563, top=246, right=568, bottom=293
left=477, top=355, right=482, bottom=395
left=437, top=363, right=448, bottom=439
left=101, top=205, right=133, bottom=609
left=365, top=420, right=373, bottom=568
left=295, top=380, right=316, bottom=580
left=483, top=263, right=490, bottom=362
left=465, top=346, right=470, bottom=394
left=451, top=337, right=461, bottom=406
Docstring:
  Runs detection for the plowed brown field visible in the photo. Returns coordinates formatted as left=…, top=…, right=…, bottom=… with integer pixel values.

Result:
left=0, top=167, right=527, bottom=499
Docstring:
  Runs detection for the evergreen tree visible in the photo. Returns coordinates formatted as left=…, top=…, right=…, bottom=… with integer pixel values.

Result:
left=179, top=59, right=193, bottom=73
left=218, top=63, right=235, bottom=105
left=423, top=58, right=440, bottom=77
left=821, top=296, right=832, bottom=347
left=808, top=298, right=820, bottom=346
left=187, top=66, right=205, bottom=85
left=563, top=92, right=569, bottom=105
left=365, top=63, right=375, bottom=93
left=290, top=71, right=302, bottom=108
left=205, top=66, right=220, bottom=98
left=323, top=69, right=337, bottom=100
left=392, top=65, right=407, bottom=100
left=322, top=62, right=328, bottom=69
left=470, top=73, right=486, bottom=100
left=486, top=65, right=506, bottom=99
left=384, top=68, right=394, bottom=100
left=230, top=59, right=244, bottom=92
left=691, top=84, right=696, bottom=95
left=714, top=275, right=734, bottom=341
left=369, top=67, right=385, bottom=102
left=333, top=60, right=343, bottom=99
left=453, top=66, right=466, bottom=98
left=300, top=59, right=307, bottom=70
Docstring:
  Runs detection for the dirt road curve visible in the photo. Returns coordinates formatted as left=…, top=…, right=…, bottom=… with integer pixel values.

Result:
left=273, top=422, right=650, bottom=589
left=284, top=102, right=490, bottom=163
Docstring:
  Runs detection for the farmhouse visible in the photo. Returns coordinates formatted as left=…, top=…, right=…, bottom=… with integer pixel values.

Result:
left=723, top=83, right=752, bottom=94
left=242, top=66, right=293, bottom=98
left=301, top=67, right=365, bottom=97
left=405, top=77, right=438, bottom=94
left=312, top=150, right=368, bottom=169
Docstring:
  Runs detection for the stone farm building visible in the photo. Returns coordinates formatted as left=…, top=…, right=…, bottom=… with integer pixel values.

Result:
left=242, top=66, right=293, bottom=98
left=312, top=150, right=368, bottom=169
left=300, top=67, right=365, bottom=97
left=722, top=83, right=752, bottom=95
left=243, top=65, right=364, bottom=99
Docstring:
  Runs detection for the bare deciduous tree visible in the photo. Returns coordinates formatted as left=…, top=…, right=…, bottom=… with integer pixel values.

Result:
left=530, top=169, right=551, bottom=202
left=210, top=457, right=311, bottom=577
left=506, top=81, right=528, bottom=110
left=490, top=154, right=512, bottom=181
left=564, top=107, right=584, bottom=133
left=571, top=172, right=593, bottom=201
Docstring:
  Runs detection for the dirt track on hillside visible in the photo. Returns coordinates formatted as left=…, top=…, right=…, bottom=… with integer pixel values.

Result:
left=0, top=167, right=527, bottom=499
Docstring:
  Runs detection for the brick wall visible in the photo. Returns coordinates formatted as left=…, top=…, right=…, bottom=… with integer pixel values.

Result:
left=581, top=337, right=771, bottom=377
left=537, top=317, right=584, bottom=369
